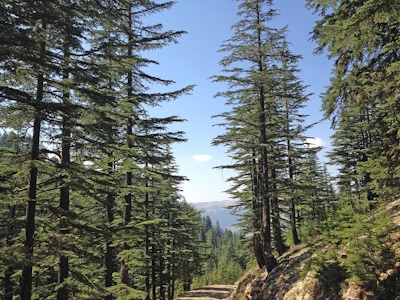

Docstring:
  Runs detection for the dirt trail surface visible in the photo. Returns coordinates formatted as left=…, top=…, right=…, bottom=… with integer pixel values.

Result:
left=175, top=285, right=235, bottom=300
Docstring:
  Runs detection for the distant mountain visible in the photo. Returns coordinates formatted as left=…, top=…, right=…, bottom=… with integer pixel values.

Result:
left=192, top=200, right=240, bottom=231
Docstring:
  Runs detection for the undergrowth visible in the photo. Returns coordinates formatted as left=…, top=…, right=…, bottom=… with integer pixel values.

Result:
left=302, top=202, right=400, bottom=298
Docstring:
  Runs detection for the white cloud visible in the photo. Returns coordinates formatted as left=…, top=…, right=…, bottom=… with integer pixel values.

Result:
left=193, top=154, right=212, bottom=162
left=305, top=137, right=325, bottom=148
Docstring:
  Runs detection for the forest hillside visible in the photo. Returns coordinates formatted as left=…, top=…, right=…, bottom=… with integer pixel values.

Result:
left=229, top=197, right=400, bottom=300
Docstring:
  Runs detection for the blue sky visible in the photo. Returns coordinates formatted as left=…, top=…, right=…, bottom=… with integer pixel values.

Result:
left=145, top=0, right=334, bottom=203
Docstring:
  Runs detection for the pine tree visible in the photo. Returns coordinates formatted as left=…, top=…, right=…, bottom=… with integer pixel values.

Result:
left=212, top=0, right=285, bottom=272
left=1, top=1, right=194, bottom=299
left=0, top=2, right=54, bottom=297
left=0, top=132, right=27, bottom=299
left=213, top=0, right=318, bottom=270
left=306, top=0, right=400, bottom=198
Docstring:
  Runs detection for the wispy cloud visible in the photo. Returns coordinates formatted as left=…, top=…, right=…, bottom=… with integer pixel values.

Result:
left=193, top=154, right=212, bottom=162
left=305, top=137, right=325, bottom=148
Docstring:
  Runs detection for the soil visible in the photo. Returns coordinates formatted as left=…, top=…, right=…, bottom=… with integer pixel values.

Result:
left=175, top=285, right=235, bottom=300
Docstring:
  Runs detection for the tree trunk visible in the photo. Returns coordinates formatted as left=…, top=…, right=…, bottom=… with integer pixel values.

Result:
left=145, top=187, right=150, bottom=300
left=57, top=43, right=70, bottom=300
left=4, top=265, right=13, bottom=300
left=166, top=257, right=172, bottom=300
left=120, top=5, right=133, bottom=285
left=169, top=244, right=176, bottom=300
left=105, top=161, right=114, bottom=300
left=151, top=249, right=156, bottom=300
left=255, top=2, right=276, bottom=272
left=251, top=149, right=266, bottom=267
left=271, top=165, right=288, bottom=256
left=159, top=246, right=165, bottom=300
left=285, top=97, right=300, bottom=245
left=5, top=205, right=16, bottom=300
left=120, top=161, right=132, bottom=284
left=20, top=20, right=46, bottom=300
left=105, top=239, right=114, bottom=300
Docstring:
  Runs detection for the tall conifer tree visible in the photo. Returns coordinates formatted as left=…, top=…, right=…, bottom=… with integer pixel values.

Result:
left=307, top=0, right=400, bottom=198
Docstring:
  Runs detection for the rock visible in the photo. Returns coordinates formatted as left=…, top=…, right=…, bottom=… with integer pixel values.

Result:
left=283, top=275, right=321, bottom=300
left=341, top=283, right=372, bottom=300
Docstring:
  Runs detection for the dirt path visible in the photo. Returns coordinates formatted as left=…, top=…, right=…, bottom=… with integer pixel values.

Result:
left=175, top=284, right=235, bottom=300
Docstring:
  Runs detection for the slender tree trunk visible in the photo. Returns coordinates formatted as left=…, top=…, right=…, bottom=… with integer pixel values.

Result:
left=166, top=255, right=172, bottom=300
left=20, top=20, right=46, bottom=300
left=170, top=243, right=175, bottom=300
left=255, top=2, right=276, bottom=272
left=251, top=149, right=266, bottom=267
left=364, top=106, right=375, bottom=206
left=171, top=265, right=175, bottom=299
left=145, top=186, right=150, bottom=300
left=105, top=160, right=114, bottom=300
left=297, top=210, right=301, bottom=231
left=159, top=246, right=165, bottom=300
left=57, top=44, right=70, bottom=300
left=151, top=249, right=156, bottom=300
left=120, top=5, right=133, bottom=285
left=151, top=195, right=157, bottom=300
left=285, top=98, right=300, bottom=245
left=4, top=266, right=13, bottom=300
left=5, top=205, right=16, bottom=300
left=271, top=164, right=288, bottom=256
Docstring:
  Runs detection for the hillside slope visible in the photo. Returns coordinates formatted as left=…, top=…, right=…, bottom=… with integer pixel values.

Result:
left=230, top=198, right=400, bottom=300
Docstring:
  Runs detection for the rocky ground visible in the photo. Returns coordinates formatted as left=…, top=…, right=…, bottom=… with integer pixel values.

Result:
left=228, top=197, right=400, bottom=300
left=175, top=285, right=235, bottom=300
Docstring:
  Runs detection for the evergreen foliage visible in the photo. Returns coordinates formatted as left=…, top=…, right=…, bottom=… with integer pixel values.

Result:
left=0, top=1, right=200, bottom=299
left=302, top=0, right=400, bottom=296
left=212, top=0, right=331, bottom=271
left=191, top=218, right=249, bottom=290
left=1, top=0, right=400, bottom=298
left=307, top=0, right=400, bottom=199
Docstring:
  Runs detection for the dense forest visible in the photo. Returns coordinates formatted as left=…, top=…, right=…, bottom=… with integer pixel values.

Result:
left=1, top=0, right=400, bottom=299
